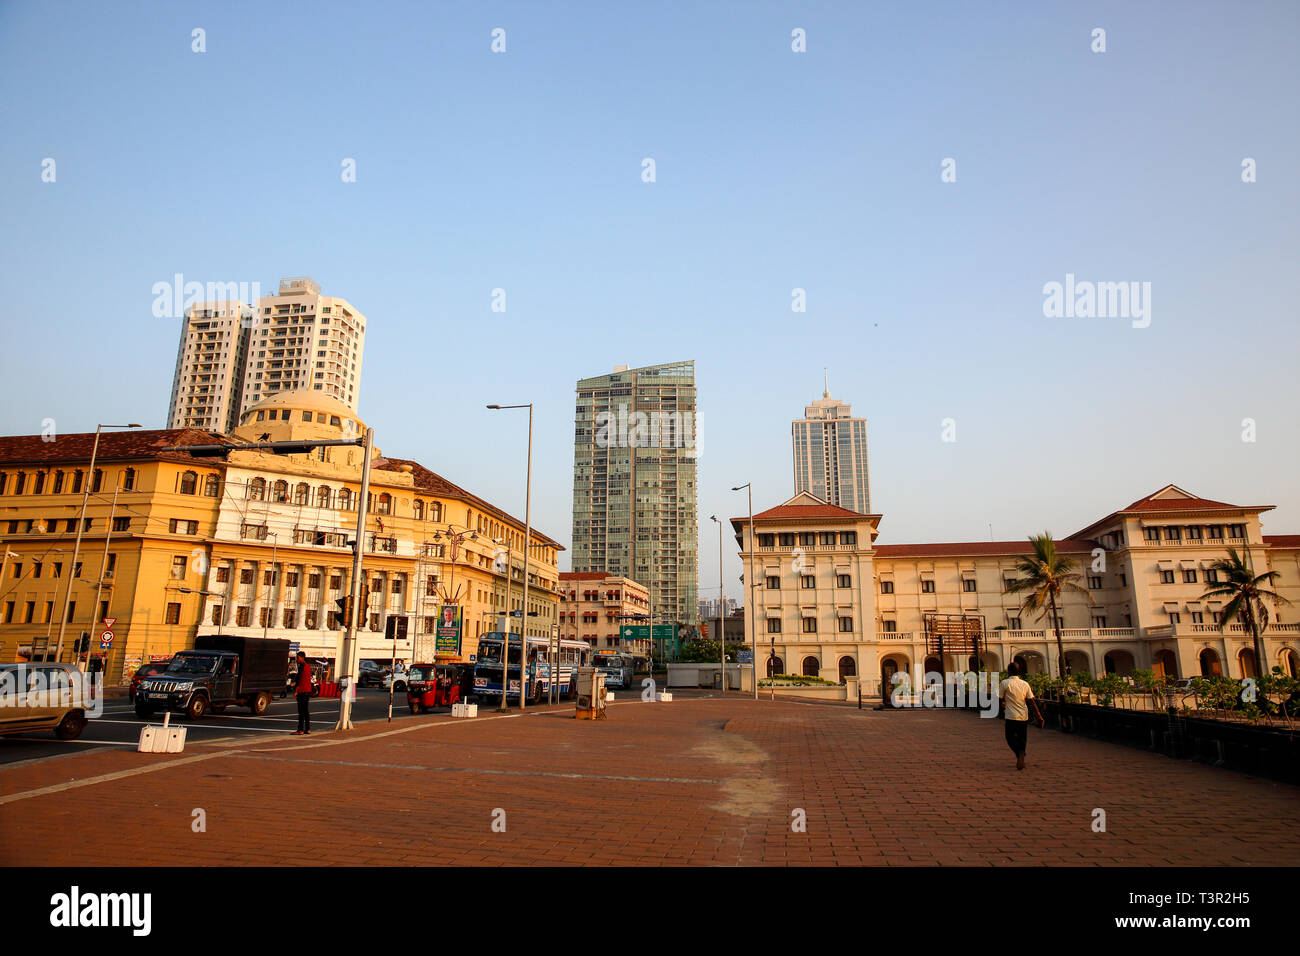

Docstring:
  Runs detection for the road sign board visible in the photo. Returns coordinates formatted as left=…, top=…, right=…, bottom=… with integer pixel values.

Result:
left=100, top=630, right=114, bottom=649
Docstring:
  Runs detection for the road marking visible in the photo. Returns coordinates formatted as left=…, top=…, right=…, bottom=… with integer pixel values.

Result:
left=0, top=748, right=237, bottom=806
left=90, top=719, right=294, bottom=735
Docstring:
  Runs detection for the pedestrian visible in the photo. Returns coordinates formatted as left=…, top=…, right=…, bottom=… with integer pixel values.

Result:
left=999, top=660, right=1044, bottom=770
left=292, top=651, right=313, bottom=735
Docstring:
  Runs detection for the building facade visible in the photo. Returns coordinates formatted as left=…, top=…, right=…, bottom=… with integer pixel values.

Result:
left=558, top=571, right=651, bottom=656
left=571, top=361, right=698, bottom=626
left=167, top=277, right=367, bottom=434
left=0, top=390, right=561, bottom=683
left=791, top=382, right=870, bottom=513
left=732, top=487, right=1300, bottom=694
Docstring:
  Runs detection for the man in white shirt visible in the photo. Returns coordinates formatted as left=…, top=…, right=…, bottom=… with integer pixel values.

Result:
left=999, top=660, right=1043, bottom=770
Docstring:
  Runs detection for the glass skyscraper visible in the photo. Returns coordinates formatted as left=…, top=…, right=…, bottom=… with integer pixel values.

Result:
left=571, top=361, right=698, bottom=625
left=792, top=382, right=871, bottom=513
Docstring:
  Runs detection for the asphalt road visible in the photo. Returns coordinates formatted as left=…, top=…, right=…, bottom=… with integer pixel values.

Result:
left=0, top=687, right=435, bottom=766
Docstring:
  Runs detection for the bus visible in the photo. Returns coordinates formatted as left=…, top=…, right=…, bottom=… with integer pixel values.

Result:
left=592, top=650, right=635, bottom=689
left=472, top=633, right=593, bottom=703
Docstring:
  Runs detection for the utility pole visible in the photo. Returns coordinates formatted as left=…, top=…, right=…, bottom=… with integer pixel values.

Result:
left=336, top=427, right=373, bottom=731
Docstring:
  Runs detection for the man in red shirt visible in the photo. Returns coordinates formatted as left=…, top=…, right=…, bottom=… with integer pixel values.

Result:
left=293, top=652, right=314, bottom=735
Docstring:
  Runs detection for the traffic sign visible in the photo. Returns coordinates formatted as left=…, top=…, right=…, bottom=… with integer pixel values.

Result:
left=100, top=630, right=114, bottom=649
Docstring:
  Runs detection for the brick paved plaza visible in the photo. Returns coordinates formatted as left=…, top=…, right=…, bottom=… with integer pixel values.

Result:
left=2, top=695, right=1297, bottom=867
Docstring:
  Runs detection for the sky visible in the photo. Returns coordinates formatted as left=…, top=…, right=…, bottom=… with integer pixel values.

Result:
left=2, top=0, right=1297, bottom=610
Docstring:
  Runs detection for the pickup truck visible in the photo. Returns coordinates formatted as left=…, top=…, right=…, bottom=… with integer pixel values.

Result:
left=134, top=636, right=290, bottom=720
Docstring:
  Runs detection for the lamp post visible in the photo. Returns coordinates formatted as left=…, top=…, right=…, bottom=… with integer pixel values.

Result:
left=336, top=426, right=375, bottom=731
left=488, top=403, right=533, bottom=712
left=55, top=423, right=141, bottom=663
left=732, top=483, right=757, bottom=700
left=493, top=535, right=513, bottom=712
left=711, top=515, right=726, bottom=693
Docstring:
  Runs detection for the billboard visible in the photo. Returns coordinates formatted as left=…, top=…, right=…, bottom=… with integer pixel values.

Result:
left=436, top=604, right=463, bottom=657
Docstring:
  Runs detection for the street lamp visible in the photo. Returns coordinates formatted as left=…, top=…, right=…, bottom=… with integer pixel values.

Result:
left=488, top=403, right=533, bottom=712
left=492, top=535, right=513, bottom=713
left=55, top=423, right=141, bottom=663
left=731, top=484, right=758, bottom=700
left=711, top=515, right=726, bottom=693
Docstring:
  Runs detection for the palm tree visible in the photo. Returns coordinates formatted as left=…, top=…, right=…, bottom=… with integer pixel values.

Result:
left=1201, top=547, right=1290, bottom=678
left=1006, top=533, right=1090, bottom=679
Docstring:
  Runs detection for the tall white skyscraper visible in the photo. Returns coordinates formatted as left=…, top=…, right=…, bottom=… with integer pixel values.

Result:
left=791, top=377, right=871, bottom=513
left=167, top=277, right=367, bottom=433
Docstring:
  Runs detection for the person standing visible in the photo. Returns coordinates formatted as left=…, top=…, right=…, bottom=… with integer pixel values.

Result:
left=999, top=660, right=1044, bottom=770
left=292, top=651, right=313, bottom=735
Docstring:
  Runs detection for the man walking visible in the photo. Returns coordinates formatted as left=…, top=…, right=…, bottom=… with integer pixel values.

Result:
left=999, top=660, right=1043, bottom=770
left=292, top=651, right=313, bottom=735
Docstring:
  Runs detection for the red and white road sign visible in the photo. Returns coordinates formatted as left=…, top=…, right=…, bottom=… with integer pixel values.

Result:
left=100, top=630, right=114, bottom=648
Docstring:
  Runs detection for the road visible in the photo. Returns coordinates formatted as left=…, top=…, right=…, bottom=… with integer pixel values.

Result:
left=0, top=686, right=438, bottom=765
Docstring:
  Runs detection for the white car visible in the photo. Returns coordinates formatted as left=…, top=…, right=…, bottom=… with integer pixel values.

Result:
left=381, top=667, right=409, bottom=694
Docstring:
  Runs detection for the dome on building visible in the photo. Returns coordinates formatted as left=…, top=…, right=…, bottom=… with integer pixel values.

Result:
left=234, top=389, right=366, bottom=442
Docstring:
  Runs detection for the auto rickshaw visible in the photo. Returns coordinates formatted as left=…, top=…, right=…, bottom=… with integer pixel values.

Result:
left=407, top=662, right=471, bottom=713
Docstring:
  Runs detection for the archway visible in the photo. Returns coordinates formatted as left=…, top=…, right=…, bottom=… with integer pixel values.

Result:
left=1152, top=648, right=1178, bottom=678
left=1199, top=648, right=1222, bottom=677
left=1280, top=648, right=1300, bottom=678
left=1103, top=650, right=1135, bottom=676
left=1014, top=651, right=1046, bottom=676
left=767, top=655, right=784, bottom=678
left=978, top=650, right=1001, bottom=673
left=1237, top=648, right=1258, bottom=679
left=837, top=656, right=856, bottom=683
left=924, top=656, right=941, bottom=680
left=1065, top=650, right=1091, bottom=677
left=801, top=656, right=820, bottom=677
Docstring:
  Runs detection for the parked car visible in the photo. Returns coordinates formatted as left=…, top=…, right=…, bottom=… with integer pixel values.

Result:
left=128, top=661, right=172, bottom=702
left=0, top=663, right=89, bottom=740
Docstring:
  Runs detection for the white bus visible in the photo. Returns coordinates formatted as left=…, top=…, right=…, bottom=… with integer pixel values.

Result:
left=472, top=633, right=593, bottom=703
left=592, top=650, right=635, bottom=689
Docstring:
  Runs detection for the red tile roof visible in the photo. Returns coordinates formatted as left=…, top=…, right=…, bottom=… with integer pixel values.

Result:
left=0, top=429, right=233, bottom=466
left=873, top=539, right=1097, bottom=558
left=1071, top=484, right=1274, bottom=539
left=559, top=572, right=610, bottom=581
left=375, top=456, right=563, bottom=550
left=1265, top=535, right=1300, bottom=548
left=734, top=502, right=871, bottom=523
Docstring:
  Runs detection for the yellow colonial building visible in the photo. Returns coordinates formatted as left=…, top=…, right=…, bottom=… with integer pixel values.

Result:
left=0, top=390, right=562, bottom=683
left=733, top=486, right=1300, bottom=694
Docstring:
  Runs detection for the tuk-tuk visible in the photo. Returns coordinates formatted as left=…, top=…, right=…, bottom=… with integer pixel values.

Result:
left=407, top=662, right=472, bottom=713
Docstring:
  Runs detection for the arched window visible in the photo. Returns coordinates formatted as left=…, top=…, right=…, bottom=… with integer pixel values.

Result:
left=838, top=656, right=856, bottom=682
left=377, top=493, right=392, bottom=515
left=339, top=488, right=354, bottom=511
left=1237, top=648, right=1258, bottom=679
left=33, top=472, right=46, bottom=494
left=249, top=478, right=266, bottom=501
left=801, top=656, right=820, bottom=677
left=91, top=469, right=103, bottom=493
left=122, top=468, right=136, bottom=491
left=14, top=471, right=27, bottom=494
left=204, top=474, right=220, bottom=497
left=413, top=500, right=424, bottom=521
left=71, top=470, right=83, bottom=494
left=1199, top=648, right=1222, bottom=677
left=767, top=655, right=784, bottom=677
left=294, top=483, right=309, bottom=505
left=430, top=501, right=442, bottom=522
left=0, top=472, right=7, bottom=495
left=272, top=480, right=288, bottom=502
left=317, top=486, right=332, bottom=509
left=179, top=471, right=197, bottom=495
left=52, top=470, right=64, bottom=494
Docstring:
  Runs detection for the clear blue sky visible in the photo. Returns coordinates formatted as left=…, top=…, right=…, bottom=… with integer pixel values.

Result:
left=2, top=1, right=1297, bottom=606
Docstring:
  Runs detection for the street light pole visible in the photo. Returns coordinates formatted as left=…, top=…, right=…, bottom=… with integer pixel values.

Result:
left=732, top=483, right=758, bottom=700
left=488, top=403, right=533, bottom=712
left=711, top=515, right=725, bottom=693
left=55, top=423, right=141, bottom=663
left=336, top=426, right=374, bottom=731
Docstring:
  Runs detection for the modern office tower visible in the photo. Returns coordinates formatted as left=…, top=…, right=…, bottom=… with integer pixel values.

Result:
left=240, top=277, right=366, bottom=413
left=572, top=361, right=698, bottom=626
left=167, top=300, right=255, bottom=432
left=166, top=277, right=367, bottom=433
left=792, top=376, right=871, bottom=513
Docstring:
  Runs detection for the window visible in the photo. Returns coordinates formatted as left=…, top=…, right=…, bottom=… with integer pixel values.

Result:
left=1205, top=569, right=1220, bottom=584
left=123, top=468, right=136, bottom=491
left=239, top=568, right=254, bottom=584
left=757, top=533, right=774, bottom=547
left=318, top=486, right=332, bottom=509
left=838, top=616, right=854, bottom=632
left=179, top=471, right=198, bottom=495
left=91, top=469, right=103, bottom=493
left=171, top=555, right=187, bottom=579
left=112, top=516, right=130, bottom=532
left=1091, top=616, right=1107, bottom=628
left=283, top=609, right=296, bottom=629
left=880, top=580, right=894, bottom=594
left=962, top=578, right=977, bottom=592
left=413, top=500, right=425, bottom=521
left=819, top=532, right=837, bottom=545
left=308, top=573, right=321, bottom=589
left=204, top=474, right=220, bottom=497
left=272, top=480, right=288, bottom=502
left=836, top=574, right=851, bottom=588
left=798, top=533, right=816, bottom=547
left=1191, top=611, right=1204, bottom=624
left=212, top=605, right=223, bottom=625
left=766, top=618, right=782, bottom=633
left=1143, top=527, right=1160, bottom=542
left=802, top=617, right=818, bottom=633
left=921, top=579, right=936, bottom=593
left=800, top=575, right=816, bottom=590
left=1164, top=526, right=1181, bottom=541
left=1186, top=526, right=1202, bottom=540
left=216, top=566, right=230, bottom=583
left=33, top=471, right=46, bottom=494
left=52, top=471, right=64, bottom=493
left=249, top=478, right=266, bottom=500
left=164, top=603, right=182, bottom=625
left=1183, top=569, right=1197, bottom=584
left=1159, top=570, right=1175, bottom=584
left=306, top=610, right=318, bottom=629
left=1228, top=524, right=1246, bottom=538
left=294, top=483, right=309, bottom=505
left=880, top=620, right=897, bottom=633
left=1119, top=572, right=1127, bottom=587
left=376, top=493, right=392, bottom=515
left=1088, top=575, right=1103, bottom=589
left=778, top=533, right=795, bottom=547
left=765, top=576, right=780, bottom=589
left=369, top=613, right=380, bottom=632
left=169, top=518, right=198, bottom=535
left=839, top=532, right=857, bottom=545
left=1008, top=617, right=1022, bottom=629
left=1169, top=612, right=1181, bottom=625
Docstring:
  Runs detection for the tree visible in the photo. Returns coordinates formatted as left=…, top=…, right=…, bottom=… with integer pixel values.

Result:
left=1201, top=547, right=1290, bottom=679
left=1005, top=533, right=1090, bottom=679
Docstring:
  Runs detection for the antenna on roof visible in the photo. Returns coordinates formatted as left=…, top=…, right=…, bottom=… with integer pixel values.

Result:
left=823, top=368, right=830, bottom=399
